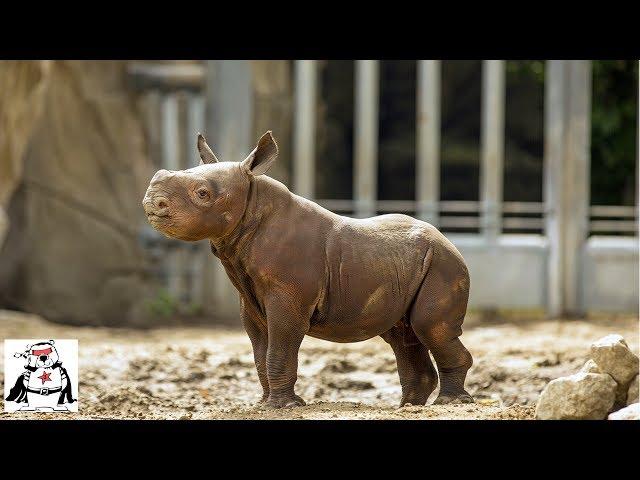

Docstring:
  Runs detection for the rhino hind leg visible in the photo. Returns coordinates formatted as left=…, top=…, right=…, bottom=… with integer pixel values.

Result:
left=380, top=324, right=438, bottom=407
left=428, top=336, right=474, bottom=404
left=408, top=267, right=474, bottom=405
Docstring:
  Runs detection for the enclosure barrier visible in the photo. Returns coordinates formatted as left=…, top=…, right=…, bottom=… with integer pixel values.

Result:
left=129, top=60, right=639, bottom=318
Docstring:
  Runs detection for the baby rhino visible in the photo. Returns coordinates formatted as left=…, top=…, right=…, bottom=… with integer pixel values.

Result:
left=143, top=131, right=474, bottom=408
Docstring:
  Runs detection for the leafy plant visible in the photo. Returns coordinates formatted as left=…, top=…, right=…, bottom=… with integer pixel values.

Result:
left=146, top=288, right=179, bottom=317
left=590, top=60, right=638, bottom=206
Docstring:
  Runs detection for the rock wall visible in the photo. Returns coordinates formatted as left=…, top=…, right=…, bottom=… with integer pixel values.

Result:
left=0, top=61, right=156, bottom=326
left=0, top=61, right=51, bottom=245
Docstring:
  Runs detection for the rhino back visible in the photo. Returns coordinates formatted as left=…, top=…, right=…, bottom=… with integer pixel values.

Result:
left=310, top=214, right=451, bottom=342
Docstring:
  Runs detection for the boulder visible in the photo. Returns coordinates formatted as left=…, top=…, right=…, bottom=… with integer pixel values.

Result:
left=0, top=61, right=51, bottom=246
left=0, top=208, right=7, bottom=247
left=590, top=334, right=639, bottom=385
left=614, top=386, right=629, bottom=411
left=535, top=371, right=617, bottom=420
left=627, top=375, right=639, bottom=406
left=579, top=359, right=602, bottom=374
left=608, top=403, right=640, bottom=420
left=0, top=61, right=155, bottom=326
left=579, top=359, right=629, bottom=408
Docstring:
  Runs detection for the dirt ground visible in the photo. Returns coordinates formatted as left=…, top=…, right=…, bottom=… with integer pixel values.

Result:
left=0, top=309, right=637, bottom=420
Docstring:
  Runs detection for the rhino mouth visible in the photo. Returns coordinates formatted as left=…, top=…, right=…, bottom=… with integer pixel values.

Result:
left=147, top=212, right=170, bottom=220
left=147, top=213, right=171, bottom=227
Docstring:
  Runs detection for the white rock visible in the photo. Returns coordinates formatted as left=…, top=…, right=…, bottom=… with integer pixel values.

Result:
left=579, top=359, right=602, bottom=374
left=590, top=334, right=639, bottom=385
left=578, top=359, right=627, bottom=409
left=608, top=403, right=640, bottom=420
left=535, top=371, right=617, bottom=420
left=614, top=385, right=628, bottom=410
left=627, top=375, right=639, bottom=406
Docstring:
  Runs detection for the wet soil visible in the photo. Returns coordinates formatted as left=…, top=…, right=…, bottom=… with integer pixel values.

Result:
left=1, top=309, right=637, bottom=420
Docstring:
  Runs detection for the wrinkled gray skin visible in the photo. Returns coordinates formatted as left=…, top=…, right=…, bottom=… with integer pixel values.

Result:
left=143, top=131, right=474, bottom=408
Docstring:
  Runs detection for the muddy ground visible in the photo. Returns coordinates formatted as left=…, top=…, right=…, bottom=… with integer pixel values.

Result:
left=0, top=309, right=637, bottom=420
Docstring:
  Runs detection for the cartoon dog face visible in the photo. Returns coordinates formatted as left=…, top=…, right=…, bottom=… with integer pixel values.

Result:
left=23, top=341, right=59, bottom=368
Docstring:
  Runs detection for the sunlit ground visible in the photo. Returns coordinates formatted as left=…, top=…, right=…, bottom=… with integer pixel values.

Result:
left=0, top=309, right=637, bottom=420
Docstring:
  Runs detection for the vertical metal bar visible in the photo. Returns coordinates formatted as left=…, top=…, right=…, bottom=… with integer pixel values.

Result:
left=185, top=93, right=205, bottom=168
left=354, top=60, right=379, bottom=218
left=144, top=90, right=162, bottom=169
left=185, top=92, right=207, bottom=308
left=480, top=60, right=505, bottom=241
left=544, top=60, right=592, bottom=318
left=292, top=60, right=317, bottom=198
left=564, top=60, right=592, bottom=315
left=175, top=92, right=187, bottom=170
left=544, top=60, right=568, bottom=318
left=161, top=94, right=180, bottom=171
left=206, top=61, right=253, bottom=162
left=204, top=61, right=253, bottom=319
left=416, top=60, right=441, bottom=225
left=160, top=93, right=185, bottom=301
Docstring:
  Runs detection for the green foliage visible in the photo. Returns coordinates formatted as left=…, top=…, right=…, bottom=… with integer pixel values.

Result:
left=506, top=60, right=545, bottom=83
left=505, top=60, right=637, bottom=206
left=146, top=288, right=179, bottom=317
left=145, top=288, right=204, bottom=318
left=504, top=61, right=545, bottom=202
left=590, top=60, right=637, bottom=206
left=185, top=302, right=203, bottom=316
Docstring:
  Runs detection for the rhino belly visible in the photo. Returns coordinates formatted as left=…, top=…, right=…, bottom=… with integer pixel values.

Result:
left=309, top=270, right=413, bottom=343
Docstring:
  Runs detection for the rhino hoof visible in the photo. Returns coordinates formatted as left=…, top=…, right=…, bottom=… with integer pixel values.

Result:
left=264, top=394, right=306, bottom=409
left=433, top=393, right=475, bottom=405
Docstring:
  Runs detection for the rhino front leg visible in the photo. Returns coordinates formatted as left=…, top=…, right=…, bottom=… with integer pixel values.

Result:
left=240, top=301, right=270, bottom=404
left=263, top=296, right=309, bottom=409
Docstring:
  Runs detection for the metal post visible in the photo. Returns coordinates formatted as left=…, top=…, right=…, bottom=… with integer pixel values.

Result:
left=293, top=60, right=317, bottom=198
left=204, top=61, right=253, bottom=318
left=544, top=60, right=592, bottom=317
left=143, top=90, right=162, bottom=169
left=160, top=93, right=185, bottom=301
left=161, top=94, right=180, bottom=170
left=544, top=60, right=568, bottom=318
left=354, top=60, right=379, bottom=218
left=480, top=60, right=505, bottom=241
left=206, top=61, right=253, bottom=161
left=564, top=60, right=592, bottom=315
left=185, top=93, right=205, bottom=167
left=185, top=92, right=208, bottom=308
left=416, top=60, right=441, bottom=225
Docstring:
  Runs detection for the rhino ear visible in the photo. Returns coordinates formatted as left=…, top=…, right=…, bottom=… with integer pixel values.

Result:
left=197, top=133, right=219, bottom=165
left=241, top=131, right=278, bottom=176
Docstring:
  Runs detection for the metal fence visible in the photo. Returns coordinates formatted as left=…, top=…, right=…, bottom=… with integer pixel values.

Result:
left=131, top=60, right=639, bottom=318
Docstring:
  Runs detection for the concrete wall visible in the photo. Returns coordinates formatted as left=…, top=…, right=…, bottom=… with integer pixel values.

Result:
left=583, top=236, right=639, bottom=312
left=451, top=234, right=638, bottom=313
left=451, top=234, right=548, bottom=310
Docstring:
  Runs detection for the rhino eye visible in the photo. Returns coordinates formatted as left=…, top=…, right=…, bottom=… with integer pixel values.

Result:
left=197, top=188, right=209, bottom=199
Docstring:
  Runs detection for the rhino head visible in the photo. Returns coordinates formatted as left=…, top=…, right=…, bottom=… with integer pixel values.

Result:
left=142, top=131, right=278, bottom=242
